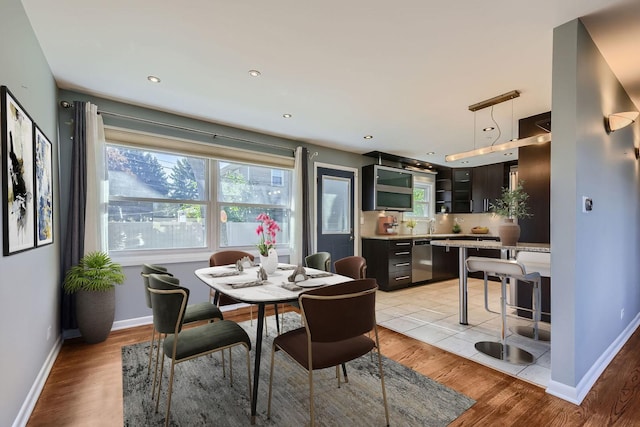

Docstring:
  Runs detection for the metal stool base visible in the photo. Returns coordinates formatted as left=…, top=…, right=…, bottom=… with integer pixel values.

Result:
left=475, top=341, right=534, bottom=365
left=511, top=326, right=551, bottom=341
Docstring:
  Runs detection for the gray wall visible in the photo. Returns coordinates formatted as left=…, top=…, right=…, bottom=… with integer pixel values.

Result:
left=0, top=0, right=60, bottom=426
left=550, top=19, right=640, bottom=398
left=57, top=89, right=372, bottom=324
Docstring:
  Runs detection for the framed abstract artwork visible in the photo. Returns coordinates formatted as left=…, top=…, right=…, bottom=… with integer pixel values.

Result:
left=35, top=125, right=53, bottom=246
left=1, top=86, right=35, bottom=255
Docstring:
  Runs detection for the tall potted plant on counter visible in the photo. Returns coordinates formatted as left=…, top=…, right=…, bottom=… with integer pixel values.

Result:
left=63, top=251, right=125, bottom=343
left=490, top=181, right=532, bottom=246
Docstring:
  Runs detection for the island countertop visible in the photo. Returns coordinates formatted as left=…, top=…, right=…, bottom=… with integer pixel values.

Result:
left=430, top=239, right=550, bottom=252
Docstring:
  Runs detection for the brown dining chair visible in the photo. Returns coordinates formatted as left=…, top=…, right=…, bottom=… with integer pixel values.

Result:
left=267, top=278, right=389, bottom=426
left=334, top=255, right=367, bottom=279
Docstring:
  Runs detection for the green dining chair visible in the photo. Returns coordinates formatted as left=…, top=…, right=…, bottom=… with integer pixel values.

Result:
left=304, top=252, right=331, bottom=272
left=148, top=273, right=252, bottom=427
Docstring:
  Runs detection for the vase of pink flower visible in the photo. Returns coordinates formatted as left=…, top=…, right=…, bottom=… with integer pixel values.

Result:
left=256, top=213, right=280, bottom=274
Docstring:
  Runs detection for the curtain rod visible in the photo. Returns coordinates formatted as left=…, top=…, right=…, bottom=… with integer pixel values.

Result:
left=60, top=101, right=295, bottom=154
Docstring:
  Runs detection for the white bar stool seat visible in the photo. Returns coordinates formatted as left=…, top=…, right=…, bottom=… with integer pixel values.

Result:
left=466, top=256, right=536, bottom=365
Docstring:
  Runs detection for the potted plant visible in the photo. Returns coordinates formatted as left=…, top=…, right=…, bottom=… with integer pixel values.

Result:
left=490, top=181, right=532, bottom=245
left=63, top=251, right=125, bottom=343
left=255, top=213, right=280, bottom=274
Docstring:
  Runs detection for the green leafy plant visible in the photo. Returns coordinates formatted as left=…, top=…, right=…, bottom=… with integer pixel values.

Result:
left=63, top=251, right=125, bottom=293
left=490, top=181, right=532, bottom=219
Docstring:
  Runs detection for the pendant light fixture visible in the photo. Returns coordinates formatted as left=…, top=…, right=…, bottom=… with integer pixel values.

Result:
left=445, top=90, right=552, bottom=162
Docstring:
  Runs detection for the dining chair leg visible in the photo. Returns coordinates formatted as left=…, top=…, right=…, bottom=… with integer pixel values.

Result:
left=155, top=347, right=166, bottom=413
left=308, top=368, right=315, bottom=427
left=267, top=344, right=277, bottom=419
left=221, top=349, right=227, bottom=378
left=152, top=333, right=164, bottom=400
left=163, top=359, right=176, bottom=427
left=229, top=347, right=234, bottom=386
left=373, top=328, right=390, bottom=427
left=147, top=327, right=156, bottom=375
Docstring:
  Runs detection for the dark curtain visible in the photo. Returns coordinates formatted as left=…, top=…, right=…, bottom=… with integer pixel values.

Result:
left=301, top=147, right=311, bottom=259
left=61, top=101, right=87, bottom=330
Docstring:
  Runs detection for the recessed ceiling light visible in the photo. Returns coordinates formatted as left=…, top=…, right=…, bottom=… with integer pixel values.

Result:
left=363, top=135, right=373, bottom=140
left=504, top=152, right=513, bottom=156
left=248, top=69, right=261, bottom=77
left=147, top=75, right=161, bottom=83
left=461, top=161, right=470, bottom=164
left=426, top=151, right=435, bottom=155
left=483, top=126, right=495, bottom=132
left=282, top=113, right=292, bottom=118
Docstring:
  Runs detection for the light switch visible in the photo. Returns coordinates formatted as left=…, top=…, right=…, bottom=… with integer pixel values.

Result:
left=582, top=196, right=593, bottom=213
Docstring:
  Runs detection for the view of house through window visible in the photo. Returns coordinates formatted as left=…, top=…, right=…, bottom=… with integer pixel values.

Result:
left=106, top=144, right=291, bottom=253
left=406, top=174, right=435, bottom=219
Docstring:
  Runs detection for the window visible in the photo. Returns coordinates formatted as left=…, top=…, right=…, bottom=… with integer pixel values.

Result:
left=106, top=145, right=208, bottom=251
left=218, top=162, right=291, bottom=248
left=105, top=144, right=292, bottom=254
left=406, top=175, right=435, bottom=219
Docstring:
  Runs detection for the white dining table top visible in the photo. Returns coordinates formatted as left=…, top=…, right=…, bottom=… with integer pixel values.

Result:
left=194, top=263, right=352, bottom=304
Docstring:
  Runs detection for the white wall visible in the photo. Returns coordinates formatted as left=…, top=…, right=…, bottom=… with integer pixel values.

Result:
left=549, top=19, right=640, bottom=403
left=0, top=1, right=60, bottom=426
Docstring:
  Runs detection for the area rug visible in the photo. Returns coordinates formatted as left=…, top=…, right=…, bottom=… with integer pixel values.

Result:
left=122, top=313, right=474, bottom=426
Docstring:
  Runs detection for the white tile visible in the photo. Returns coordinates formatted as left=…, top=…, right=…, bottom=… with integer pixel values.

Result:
left=517, top=363, right=551, bottom=387
left=379, top=316, right=426, bottom=333
left=403, top=323, right=454, bottom=343
left=435, top=335, right=480, bottom=358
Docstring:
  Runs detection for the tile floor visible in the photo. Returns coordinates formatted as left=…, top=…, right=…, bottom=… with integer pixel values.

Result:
left=375, top=278, right=551, bottom=388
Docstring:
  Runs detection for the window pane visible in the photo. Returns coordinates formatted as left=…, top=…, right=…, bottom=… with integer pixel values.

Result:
left=108, top=201, right=207, bottom=251
left=218, top=162, right=291, bottom=205
left=107, top=146, right=206, bottom=201
left=321, top=176, right=351, bottom=234
left=219, top=206, right=290, bottom=248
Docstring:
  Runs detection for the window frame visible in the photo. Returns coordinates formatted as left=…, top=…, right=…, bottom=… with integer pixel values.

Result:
left=103, top=128, right=294, bottom=266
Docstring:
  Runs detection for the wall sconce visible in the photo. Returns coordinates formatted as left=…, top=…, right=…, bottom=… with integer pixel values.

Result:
left=605, top=111, right=639, bottom=133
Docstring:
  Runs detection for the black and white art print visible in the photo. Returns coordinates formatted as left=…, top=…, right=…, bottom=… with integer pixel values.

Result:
left=35, top=125, right=53, bottom=246
left=1, top=86, right=35, bottom=255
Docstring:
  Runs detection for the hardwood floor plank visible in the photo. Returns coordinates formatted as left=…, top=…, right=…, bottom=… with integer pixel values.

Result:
left=26, top=309, right=640, bottom=426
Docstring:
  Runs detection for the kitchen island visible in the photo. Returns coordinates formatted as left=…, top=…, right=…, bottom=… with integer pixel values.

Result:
left=430, top=239, right=550, bottom=324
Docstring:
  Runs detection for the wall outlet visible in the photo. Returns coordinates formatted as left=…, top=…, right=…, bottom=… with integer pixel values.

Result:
left=47, top=325, right=52, bottom=341
left=621, top=308, right=625, bottom=320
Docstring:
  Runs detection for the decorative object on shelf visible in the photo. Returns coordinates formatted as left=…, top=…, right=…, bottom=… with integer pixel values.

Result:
left=405, top=218, right=417, bottom=234
left=63, top=251, right=125, bottom=343
left=256, top=213, right=280, bottom=274
left=490, top=181, right=532, bottom=246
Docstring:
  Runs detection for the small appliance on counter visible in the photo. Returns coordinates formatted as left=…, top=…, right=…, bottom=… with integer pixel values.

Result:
left=376, top=215, right=398, bottom=235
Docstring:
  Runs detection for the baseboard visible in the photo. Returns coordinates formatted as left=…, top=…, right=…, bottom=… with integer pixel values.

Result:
left=113, top=315, right=153, bottom=330
left=12, top=335, right=63, bottom=427
left=546, top=312, right=640, bottom=404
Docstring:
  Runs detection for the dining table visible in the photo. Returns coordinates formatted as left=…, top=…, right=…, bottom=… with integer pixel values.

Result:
left=194, top=262, right=352, bottom=424
left=429, top=239, right=551, bottom=325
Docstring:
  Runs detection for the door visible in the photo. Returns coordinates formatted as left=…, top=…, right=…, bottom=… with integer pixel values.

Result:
left=316, top=167, right=355, bottom=269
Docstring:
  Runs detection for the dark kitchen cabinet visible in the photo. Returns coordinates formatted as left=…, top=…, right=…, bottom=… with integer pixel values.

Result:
left=452, top=169, right=472, bottom=213
left=362, top=165, right=414, bottom=211
left=362, top=238, right=413, bottom=291
left=472, top=163, right=507, bottom=213
left=435, top=168, right=452, bottom=213
left=431, top=241, right=458, bottom=282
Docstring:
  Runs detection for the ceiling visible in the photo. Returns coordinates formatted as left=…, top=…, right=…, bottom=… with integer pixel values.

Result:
left=20, top=0, right=640, bottom=168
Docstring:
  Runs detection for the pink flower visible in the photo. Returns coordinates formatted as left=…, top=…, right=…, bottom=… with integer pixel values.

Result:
left=256, top=213, right=280, bottom=256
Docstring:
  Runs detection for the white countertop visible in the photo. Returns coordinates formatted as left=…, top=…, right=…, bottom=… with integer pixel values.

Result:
left=362, top=233, right=499, bottom=240
left=430, top=239, right=550, bottom=252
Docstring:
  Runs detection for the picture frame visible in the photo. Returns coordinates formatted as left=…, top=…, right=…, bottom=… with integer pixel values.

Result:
left=1, top=86, right=35, bottom=255
left=35, top=125, right=53, bottom=246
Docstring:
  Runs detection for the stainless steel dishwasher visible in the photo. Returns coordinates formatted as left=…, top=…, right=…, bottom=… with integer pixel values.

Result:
left=412, top=239, right=432, bottom=283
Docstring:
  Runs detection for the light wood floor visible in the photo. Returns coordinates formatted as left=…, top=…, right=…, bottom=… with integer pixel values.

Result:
left=27, top=306, right=640, bottom=426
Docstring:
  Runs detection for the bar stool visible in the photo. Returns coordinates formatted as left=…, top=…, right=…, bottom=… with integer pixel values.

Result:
left=466, top=256, right=535, bottom=365
left=513, top=251, right=551, bottom=341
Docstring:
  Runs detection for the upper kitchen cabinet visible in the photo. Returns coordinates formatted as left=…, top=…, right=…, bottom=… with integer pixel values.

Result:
left=471, top=163, right=508, bottom=213
left=435, top=168, right=452, bottom=213
left=452, top=169, right=472, bottom=213
left=362, top=164, right=413, bottom=211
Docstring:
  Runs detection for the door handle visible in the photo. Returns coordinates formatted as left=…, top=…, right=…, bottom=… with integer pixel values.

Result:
left=395, top=262, right=410, bottom=267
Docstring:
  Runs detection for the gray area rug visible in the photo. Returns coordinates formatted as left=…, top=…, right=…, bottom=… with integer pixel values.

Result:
left=122, top=313, right=474, bottom=426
